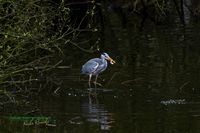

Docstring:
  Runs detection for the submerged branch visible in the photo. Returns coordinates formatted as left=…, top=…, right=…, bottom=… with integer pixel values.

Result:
left=0, top=79, right=38, bottom=85
left=179, top=81, right=190, bottom=91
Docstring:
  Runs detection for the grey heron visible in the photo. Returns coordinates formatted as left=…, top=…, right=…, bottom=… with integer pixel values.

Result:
left=81, top=53, right=116, bottom=87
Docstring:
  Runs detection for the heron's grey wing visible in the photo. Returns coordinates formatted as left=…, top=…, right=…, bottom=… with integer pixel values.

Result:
left=81, top=60, right=99, bottom=74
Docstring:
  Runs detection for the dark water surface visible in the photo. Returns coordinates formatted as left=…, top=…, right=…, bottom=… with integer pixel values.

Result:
left=1, top=13, right=200, bottom=133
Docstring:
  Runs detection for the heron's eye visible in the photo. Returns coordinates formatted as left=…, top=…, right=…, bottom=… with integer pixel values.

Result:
left=103, top=53, right=108, bottom=56
left=102, top=53, right=106, bottom=56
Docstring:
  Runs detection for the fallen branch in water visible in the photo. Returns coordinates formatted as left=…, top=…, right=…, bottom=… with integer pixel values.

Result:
left=121, top=78, right=143, bottom=85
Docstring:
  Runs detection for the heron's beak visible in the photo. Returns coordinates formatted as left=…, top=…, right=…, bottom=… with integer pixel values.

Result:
left=107, top=57, right=116, bottom=65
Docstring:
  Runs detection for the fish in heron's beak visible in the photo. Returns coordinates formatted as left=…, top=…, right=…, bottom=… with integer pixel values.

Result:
left=107, top=57, right=116, bottom=65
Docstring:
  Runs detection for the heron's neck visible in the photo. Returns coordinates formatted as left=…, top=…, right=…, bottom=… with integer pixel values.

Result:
left=101, top=57, right=107, bottom=64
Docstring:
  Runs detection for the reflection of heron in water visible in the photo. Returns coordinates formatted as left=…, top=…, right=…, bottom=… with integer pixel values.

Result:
left=81, top=95, right=114, bottom=130
left=81, top=53, right=115, bottom=130
left=81, top=53, right=116, bottom=88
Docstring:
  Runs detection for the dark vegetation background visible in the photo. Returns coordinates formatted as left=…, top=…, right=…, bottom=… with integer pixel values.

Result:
left=1, top=0, right=200, bottom=106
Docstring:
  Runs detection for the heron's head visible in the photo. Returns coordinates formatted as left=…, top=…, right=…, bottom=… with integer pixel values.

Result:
left=101, top=53, right=116, bottom=65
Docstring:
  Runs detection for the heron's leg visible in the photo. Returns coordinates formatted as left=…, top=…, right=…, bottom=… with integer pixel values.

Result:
left=94, top=74, right=98, bottom=88
left=88, top=74, right=92, bottom=88
left=93, top=74, right=103, bottom=87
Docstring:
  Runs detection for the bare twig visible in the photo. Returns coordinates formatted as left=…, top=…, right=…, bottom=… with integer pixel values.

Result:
left=69, top=41, right=95, bottom=53
left=106, top=72, right=119, bottom=87
left=65, top=1, right=94, bottom=6
left=0, top=79, right=38, bottom=85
